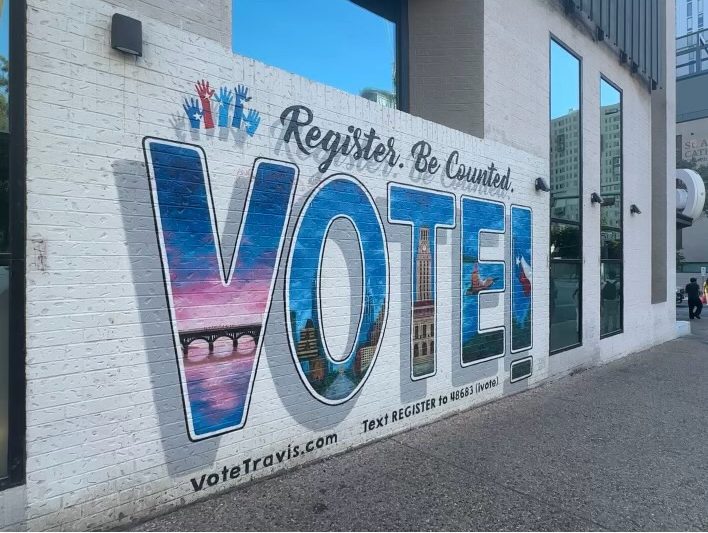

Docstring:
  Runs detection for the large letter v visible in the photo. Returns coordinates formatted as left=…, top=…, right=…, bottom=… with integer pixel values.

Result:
left=143, top=138, right=298, bottom=440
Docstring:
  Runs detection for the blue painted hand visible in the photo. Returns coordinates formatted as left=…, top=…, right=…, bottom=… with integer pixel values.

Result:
left=182, top=97, right=202, bottom=129
left=214, top=86, right=233, bottom=128
left=232, top=84, right=252, bottom=129
left=244, top=109, right=261, bottom=136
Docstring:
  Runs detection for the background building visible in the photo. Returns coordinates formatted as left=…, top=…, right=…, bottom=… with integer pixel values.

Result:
left=676, top=0, right=708, bottom=285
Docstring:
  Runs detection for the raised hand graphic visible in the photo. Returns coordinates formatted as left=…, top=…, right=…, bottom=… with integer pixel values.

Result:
left=243, top=109, right=261, bottom=137
left=214, top=86, right=233, bottom=128
left=195, top=79, right=215, bottom=129
left=182, top=97, right=202, bottom=129
left=232, top=84, right=252, bottom=129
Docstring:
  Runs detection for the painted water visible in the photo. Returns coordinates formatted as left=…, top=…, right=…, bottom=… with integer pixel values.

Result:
left=183, top=337, right=256, bottom=435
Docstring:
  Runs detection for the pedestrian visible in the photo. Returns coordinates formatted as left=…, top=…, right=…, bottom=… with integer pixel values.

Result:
left=601, top=269, right=620, bottom=332
left=703, top=278, right=708, bottom=304
left=686, top=277, right=703, bottom=320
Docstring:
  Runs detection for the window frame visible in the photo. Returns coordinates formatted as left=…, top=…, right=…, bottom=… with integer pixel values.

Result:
left=599, top=75, right=624, bottom=339
left=548, top=35, right=584, bottom=356
left=341, top=0, right=409, bottom=111
left=0, top=0, right=27, bottom=491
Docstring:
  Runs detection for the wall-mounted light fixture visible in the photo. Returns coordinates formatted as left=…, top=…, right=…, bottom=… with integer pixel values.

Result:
left=590, top=192, right=603, bottom=205
left=111, top=14, right=143, bottom=57
left=630, top=204, right=641, bottom=215
left=535, top=177, right=550, bottom=192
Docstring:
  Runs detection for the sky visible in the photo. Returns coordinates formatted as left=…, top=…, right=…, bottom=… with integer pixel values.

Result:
left=232, top=0, right=396, bottom=96
left=0, top=1, right=7, bottom=60
left=550, top=40, right=580, bottom=119
left=600, top=78, right=621, bottom=107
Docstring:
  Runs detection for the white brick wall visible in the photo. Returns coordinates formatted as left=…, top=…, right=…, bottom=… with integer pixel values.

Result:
left=0, top=0, right=676, bottom=530
left=483, top=0, right=677, bottom=372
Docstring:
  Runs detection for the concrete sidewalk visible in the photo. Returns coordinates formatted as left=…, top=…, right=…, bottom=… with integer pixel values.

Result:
left=130, top=317, right=708, bottom=531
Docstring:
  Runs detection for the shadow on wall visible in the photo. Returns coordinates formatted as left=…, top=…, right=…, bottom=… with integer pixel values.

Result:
left=112, top=159, right=221, bottom=478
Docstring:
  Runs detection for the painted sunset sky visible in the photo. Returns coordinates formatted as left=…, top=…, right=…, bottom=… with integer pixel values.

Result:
left=149, top=142, right=295, bottom=331
left=147, top=141, right=296, bottom=437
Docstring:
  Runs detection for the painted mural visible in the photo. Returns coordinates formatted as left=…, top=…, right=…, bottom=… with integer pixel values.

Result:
left=183, top=80, right=261, bottom=135
left=461, top=198, right=506, bottom=366
left=143, top=139, right=297, bottom=439
left=511, top=206, right=533, bottom=353
left=144, top=78, right=536, bottom=442
left=388, top=184, right=455, bottom=380
left=286, top=176, right=388, bottom=404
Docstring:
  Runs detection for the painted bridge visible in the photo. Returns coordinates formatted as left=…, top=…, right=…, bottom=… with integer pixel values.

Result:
left=179, top=324, right=261, bottom=362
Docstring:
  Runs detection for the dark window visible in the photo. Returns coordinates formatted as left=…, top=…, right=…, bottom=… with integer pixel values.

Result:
left=550, top=39, right=582, bottom=353
left=0, top=266, right=7, bottom=479
left=550, top=222, right=581, bottom=260
left=600, top=78, right=623, bottom=337
left=1, top=0, right=25, bottom=490
left=549, top=263, right=581, bottom=351
left=232, top=0, right=402, bottom=108
left=0, top=0, right=9, bottom=481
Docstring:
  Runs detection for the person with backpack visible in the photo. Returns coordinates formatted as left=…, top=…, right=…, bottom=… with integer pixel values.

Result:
left=686, top=277, right=703, bottom=320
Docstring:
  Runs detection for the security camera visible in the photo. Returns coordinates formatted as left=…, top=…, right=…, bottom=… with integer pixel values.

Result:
left=630, top=204, right=641, bottom=215
left=535, top=177, right=550, bottom=192
left=591, top=192, right=603, bottom=204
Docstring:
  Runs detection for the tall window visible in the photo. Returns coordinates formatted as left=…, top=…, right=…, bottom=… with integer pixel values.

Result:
left=549, top=39, right=582, bottom=353
left=1, top=0, right=24, bottom=489
left=600, top=79, right=623, bottom=337
left=0, top=0, right=11, bottom=482
left=232, top=0, right=401, bottom=108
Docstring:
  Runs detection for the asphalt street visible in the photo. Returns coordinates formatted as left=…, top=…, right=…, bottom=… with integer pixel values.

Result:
left=130, top=309, right=708, bottom=531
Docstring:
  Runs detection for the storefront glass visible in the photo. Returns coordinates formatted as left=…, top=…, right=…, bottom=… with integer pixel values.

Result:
left=0, top=0, right=11, bottom=481
left=600, top=78, right=623, bottom=337
left=0, top=266, right=7, bottom=478
left=549, top=39, right=582, bottom=352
